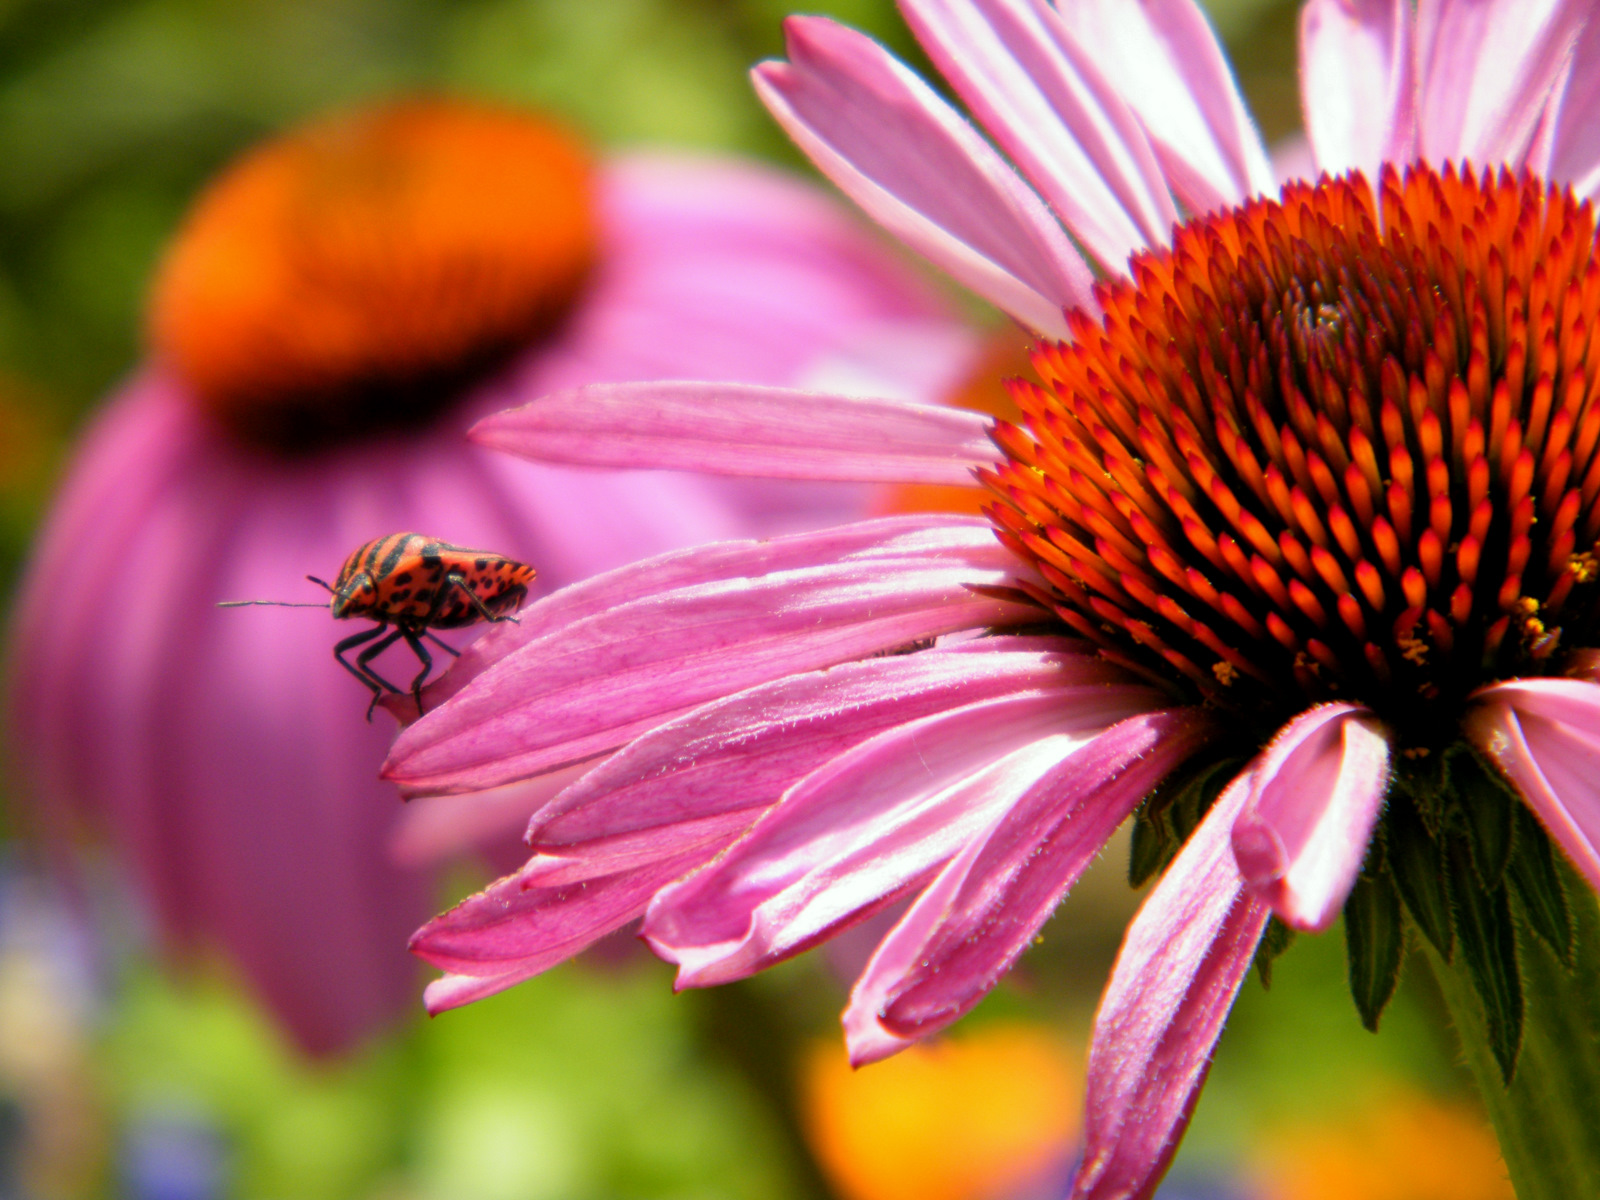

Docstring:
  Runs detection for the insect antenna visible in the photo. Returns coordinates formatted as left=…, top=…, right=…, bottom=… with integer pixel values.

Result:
left=219, top=576, right=336, bottom=609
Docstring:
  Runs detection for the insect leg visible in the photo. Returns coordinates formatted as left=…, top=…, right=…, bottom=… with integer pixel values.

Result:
left=353, top=627, right=408, bottom=721
left=447, top=573, right=522, bottom=624
left=401, top=629, right=435, bottom=715
left=422, top=630, right=461, bottom=657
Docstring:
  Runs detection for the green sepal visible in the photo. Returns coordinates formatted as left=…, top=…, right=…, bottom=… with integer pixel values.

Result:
left=1344, top=869, right=1404, bottom=1030
left=1507, top=804, right=1575, bottom=967
left=1387, top=789, right=1455, bottom=962
left=1446, top=744, right=1517, bottom=889
left=1253, top=916, right=1296, bottom=989
left=1128, top=809, right=1171, bottom=888
left=1129, top=757, right=1242, bottom=887
left=1448, top=834, right=1524, bottom=1082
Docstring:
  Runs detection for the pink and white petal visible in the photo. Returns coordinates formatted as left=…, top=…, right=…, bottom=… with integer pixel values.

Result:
left=526, top=639, right=1120, bottom=873
left=384, top=525, right=1038, bottom=796
left=1055, top=0, right=1275, bottom=212
left=1415, top=0, right=1588, bottom=168
left=1231, top=703, right=1392, bottom=932
left=410, top=846, right=710, bottom=986
left=899, top=0, right=1177, bottom=270
left=1069, top=769, right=1272, bottom=1200
left=754, top=17, right=1096, bottom=336
left=411, top=513, right=1002, bottom=709
left=1300, top=0, right=1417, bottom=181
left=1467, top=678, right=1600, bottom=894
left=845, top=707, right=1217, bottom=1064
left=470, top=383, right=1000, bottom=484
left=644, top=683, right=1165, bottom=987
left=1544, top=11, right=1600, bottom=196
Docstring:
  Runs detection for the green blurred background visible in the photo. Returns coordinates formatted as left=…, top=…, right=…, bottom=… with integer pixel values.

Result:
left=0, top=2, right=1500, bottom=1198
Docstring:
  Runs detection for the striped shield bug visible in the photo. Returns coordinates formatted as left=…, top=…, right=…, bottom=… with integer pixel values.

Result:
left=221, top=532, right=535, bottom=718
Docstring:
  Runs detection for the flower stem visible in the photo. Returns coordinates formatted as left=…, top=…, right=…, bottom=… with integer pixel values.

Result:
left=1423, top=866, right=1600, bottom=1199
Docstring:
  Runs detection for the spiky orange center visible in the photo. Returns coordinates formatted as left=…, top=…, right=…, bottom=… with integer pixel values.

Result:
left=987, top=163, right=1600, bottom=747
left=148, top=97, right=598, bottom=452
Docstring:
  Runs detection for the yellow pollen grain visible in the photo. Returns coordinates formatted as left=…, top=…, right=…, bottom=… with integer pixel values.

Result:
left=1213, top=661, right=1239, bottom=686
left=1566, top=551, right=1598, bottom=582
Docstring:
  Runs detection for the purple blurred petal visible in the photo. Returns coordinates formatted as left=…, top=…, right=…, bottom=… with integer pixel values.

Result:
left=470, top=382, right=1000, bottom=483
left=1055, top=0, right=1274, bottom=212
left=1231, top=704, right=1391, bottom=932
left=845, top=707, right=1215, bottom=1064
left=1069, top=770, right=1271, bottom=1200
left=754, top=16, right=1095, bottom=336
left=1468, top=678, right=1600, bottom=895
left=384, top=520, right=1037, bottom=796
left=644, top=682, right=1164, bottom=987
left=1545, top=12, right=1600, bottom=196
left=1300, top=0, right=1417, bottom=181
left=899, top=0, right=1177, bottom=270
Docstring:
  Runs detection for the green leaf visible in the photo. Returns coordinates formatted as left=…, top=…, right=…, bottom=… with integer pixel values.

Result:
left=1447, top=744, right=1517, bottom=889
left=1387, top=791, right=1454, bottom=961
left=1344, top=870, right=1403, bottom=1030
left=1508, top=804, right=1575, bottom=967
left=1449, top=835, right=1524, bottom=1082
left=1166, top=757, right=1243, bottom=843
left=1253, top=916, right=1296, bottom=989
left=1128, top=809, right=1171, bottom=888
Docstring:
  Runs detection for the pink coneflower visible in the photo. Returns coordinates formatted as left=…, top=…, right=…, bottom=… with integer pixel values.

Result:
left=387, top=3, right=1600, bottom=1194
left=8, top=96, right=970, bottom=1056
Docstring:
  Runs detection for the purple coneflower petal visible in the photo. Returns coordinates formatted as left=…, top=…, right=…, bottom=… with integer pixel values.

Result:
left=1055, top=0, right=1274, bottom=212
left=899, top=0, right=1177, bottom=271
left=1467, top=678, right=1600, bottom=895
left=1544, top=12, right=1600, bottom=197
left=1231, top=703, right=1392, bottom=932
left=844, top=707, right=1218, bottom=1065
left=753, top=16, right=1094, bottom=336
left=1300, top=0, right=1417, bottom=181
left=469, top=382, right=1000, bottom=484
left=522, top=639, right=1111, bottom=880
left=1415, top=0, right=1587, bottom=168
left=642, top=681, right=1166, bottom=988
left=1069, top=770, right=1271, bottom=1200
left=383, top=519, right=1036, bottom=795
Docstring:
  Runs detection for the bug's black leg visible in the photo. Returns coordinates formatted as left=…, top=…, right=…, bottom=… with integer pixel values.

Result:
left=447, top=573, right=521, bottom=624
left=333, top=625, right=390, bottom=696
left=423, top=629, right=461, bottom=657
left=402, top=629, right=434, bottom=716
left=353, top=628, right=407, bottom=721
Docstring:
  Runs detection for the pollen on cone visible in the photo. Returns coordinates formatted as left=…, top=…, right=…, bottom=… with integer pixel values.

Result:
left=800, top=1025, right=1081, bottom=1200
left=148, top=97, right=598, bottom=450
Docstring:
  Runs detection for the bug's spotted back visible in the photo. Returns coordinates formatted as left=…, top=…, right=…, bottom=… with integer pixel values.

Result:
left=330, top=532, right=536, bottom=628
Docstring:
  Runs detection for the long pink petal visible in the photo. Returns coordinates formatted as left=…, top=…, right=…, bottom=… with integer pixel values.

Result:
left=1231, top=703, right=1392, bottom=932
left=410, top=847, right=709, bottom=991
left=407, top=513, right=1001, bottom=709
left=899, top=0, right=1177, bottom=270
left=384, top=525, right=1037, bottom=795
left=523, top=638, right=1114, bottom=879
left=844, top=707, right=1216, bottom=1065
left=1055, top=0, right=1274, bottom=212
left=1069, top=769, right=1271, bottom=1200
left=1467, top=678, right=1600, bottom=894
left=469, top=382, right=999, bottom=484
left=753, top=17, right=1095, bottom=336
left=1545, top=12, right=1600, bottom=197
left=1415, top=0, right=1587, bottom=168
left=644, top=683, right=1166, bottom=987
left=1300, top=0, right=1417, bottom=181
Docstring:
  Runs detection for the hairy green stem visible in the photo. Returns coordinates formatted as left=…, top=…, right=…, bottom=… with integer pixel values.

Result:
left=1423, top=865, right=1600, bottom=1200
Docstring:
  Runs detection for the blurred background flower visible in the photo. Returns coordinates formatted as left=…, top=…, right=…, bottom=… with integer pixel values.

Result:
left=0, top=0, right=1527, bottom=1197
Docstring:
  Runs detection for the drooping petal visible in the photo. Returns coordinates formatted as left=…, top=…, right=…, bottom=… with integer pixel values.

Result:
left=644, top=684, right=1166, bottom=986
left=409, top=846, right=710, bottom=1003
left=844, top=707, right=1216, bottom=1065
left=1054, top=0, right=1275, bottom=212
left=1069, top=770, right=1271, bottom=1200
left=523, top=638, right=1113, bottom=881
left=470, top=382, right=1000, bottom=484
left=1300, top=0, right=1417, bottom=181
left=899, top=0, right=1177, bottom=271
left=1415, top=0, right=1587, bottom=168
left=753, top=17, right=1095, bottom=336
left=1544, top=11, right=1600, bottom=197
left=383, top=520, right=1037, bottom=796
left=1467, top=678, right=1600, bottom=895
left=1231, top=703, right=1392, bottom=932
